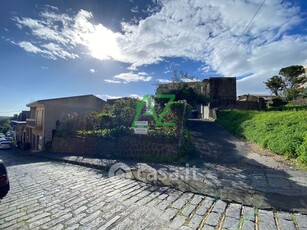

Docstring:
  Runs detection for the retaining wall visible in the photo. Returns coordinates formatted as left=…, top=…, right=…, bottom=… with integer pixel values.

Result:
left=52, top=135, right=180, bottom=160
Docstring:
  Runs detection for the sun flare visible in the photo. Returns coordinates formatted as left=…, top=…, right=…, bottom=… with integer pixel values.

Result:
left=88, top=25, right=121, bottom=60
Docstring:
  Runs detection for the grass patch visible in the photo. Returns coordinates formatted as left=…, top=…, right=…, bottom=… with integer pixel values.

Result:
left=216, top=108, right=307, bottom=165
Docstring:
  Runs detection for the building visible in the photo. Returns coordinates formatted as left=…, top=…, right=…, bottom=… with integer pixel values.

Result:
left=156, top=77, right=237, bottom=119
left=302, top=65, right=307, bottom=88
left=205, top=77, right=237, bottom=107
left=26, top=95, right=106, bottom=151
left=10, top=111, right=30, bottom=149
left=237, top=94, right=275, bottom=102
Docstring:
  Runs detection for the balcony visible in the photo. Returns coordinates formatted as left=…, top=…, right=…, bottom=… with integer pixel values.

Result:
left=26, top=118, right=43, bottom=129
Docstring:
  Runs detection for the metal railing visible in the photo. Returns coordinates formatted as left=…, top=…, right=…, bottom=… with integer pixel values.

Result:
left=26, top=119, right=43, bottom=128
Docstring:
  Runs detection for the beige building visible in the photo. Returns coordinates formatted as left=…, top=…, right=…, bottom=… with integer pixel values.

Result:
left=26, top=94, right=106, bottom=151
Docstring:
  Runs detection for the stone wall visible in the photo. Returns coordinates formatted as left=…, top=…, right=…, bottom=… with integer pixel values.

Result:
left=235, top=101, right=261, bottom=110
left=209, top=77, right=237, bottom=107
left=209, top=101, right=262, bottom=119
left=52, top=135, right=180, bottom=160
left=212, top=101, right=261, bottom=111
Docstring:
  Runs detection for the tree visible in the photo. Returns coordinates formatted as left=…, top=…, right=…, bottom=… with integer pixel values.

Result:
left=156, top=70, right=208, bottom=107
left=172, top=70, right=197, bottom=83
left=279, top=65, right=306, bottom=88
left=111, top=98, right=139, bottom=127
left=264, top=65, right=306, bottom=100
left=163, top=84, right=209, bottom=107
left=285, top=88, right=302, bottom=101
left=0, top=118, right=11, bottom=134
left=264, top=75, right=283, bottom=96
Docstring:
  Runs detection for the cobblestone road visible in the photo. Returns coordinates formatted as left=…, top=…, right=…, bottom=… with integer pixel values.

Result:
left=0, top=151, right=306, bottom=229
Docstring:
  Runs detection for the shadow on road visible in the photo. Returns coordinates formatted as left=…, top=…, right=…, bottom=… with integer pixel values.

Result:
left=185, top=119, right=307, bottom=213
left=1, top=120, right=307, bottom=213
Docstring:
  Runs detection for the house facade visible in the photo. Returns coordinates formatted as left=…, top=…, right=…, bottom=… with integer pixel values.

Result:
left=26, top=95, right=106, bottom=151
left=11, top=121, right=26, bottom=145
left=11, top=111, right=30, bottom=149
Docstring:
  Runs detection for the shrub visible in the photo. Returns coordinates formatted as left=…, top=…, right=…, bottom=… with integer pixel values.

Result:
left=86, top=112, right=115, bottom=130
left=217, top=109, right=307, bottom=165
left=77, top=126, right=132, bottom=139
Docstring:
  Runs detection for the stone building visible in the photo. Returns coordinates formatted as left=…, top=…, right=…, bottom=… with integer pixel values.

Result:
left=156, top=77, right=237, bottom=119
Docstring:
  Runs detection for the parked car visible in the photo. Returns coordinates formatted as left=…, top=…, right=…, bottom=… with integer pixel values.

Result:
left=0, top=139, right=11, bottom=149
left=0, top=160, right=10, bottom=199
left=5, top=133, right=14, bottom=141
left=5, top=137, right=14, bottom=141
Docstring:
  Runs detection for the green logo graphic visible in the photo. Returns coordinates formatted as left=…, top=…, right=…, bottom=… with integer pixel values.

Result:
left=132, top=94, right=176, bottom=127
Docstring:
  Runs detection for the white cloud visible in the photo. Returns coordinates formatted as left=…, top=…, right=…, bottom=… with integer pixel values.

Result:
left=115, top=0, right=306, bottom=93
left=181, top=77, right=200, bottom=83
left=237, top=35, right=307, bottom=94
left=41, top=42, right=79, bottom=59
left=157, top=78, right=172, bottom=83
left=18, top=41, right=42, bottom=53
left=102, top=94, right=122, bottom=99
left=89, top=68, right=95, bottom=73
left=45, top=5, right=59, bottom=11
left=113, top=72, right=152, bottom=83
left=13, top=10, right=87, bottom=60
left=100, top=94, right=143, bottom=100
left=14, top=17, right=69, bottom=45
left=130, top=94, right=142, bottom=99
left=131, top=6, right=139, bottom=13
left=104, top=79, right=122, bottom=84
left=11, top=1, right=307, bottom=93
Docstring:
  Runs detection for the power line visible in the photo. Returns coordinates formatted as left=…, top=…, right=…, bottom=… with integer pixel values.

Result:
left=217, top=0, right=266, bottom=69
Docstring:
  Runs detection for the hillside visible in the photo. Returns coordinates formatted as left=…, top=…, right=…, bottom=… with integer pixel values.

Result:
left=216, top=108, right=307, bottom=165
left=0, top=116, right=9, bottom=121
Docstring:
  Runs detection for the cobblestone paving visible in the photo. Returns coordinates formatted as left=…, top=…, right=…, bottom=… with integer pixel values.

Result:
left=0, top=154, right=306, bottom=230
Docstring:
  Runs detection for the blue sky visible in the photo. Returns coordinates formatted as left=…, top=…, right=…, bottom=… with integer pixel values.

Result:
left=0, top=0, right=306, bottom=116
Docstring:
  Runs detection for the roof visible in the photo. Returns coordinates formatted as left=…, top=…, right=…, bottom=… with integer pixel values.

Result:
left=250, top=94, right=274, bottom=97
left=11, top=120, right=26, bottom=124
left=106, top=97, right=136, bottom=105
left=238, top=94, right=274, bottom=97
left=26, top=94, right=105, bottom=107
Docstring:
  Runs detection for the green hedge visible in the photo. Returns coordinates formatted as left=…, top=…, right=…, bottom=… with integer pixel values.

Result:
left=77, top=126, right=132, bottom=138
left=76, top=126, right=180, bottom=139
left=216, top=109, right=307, bottom=164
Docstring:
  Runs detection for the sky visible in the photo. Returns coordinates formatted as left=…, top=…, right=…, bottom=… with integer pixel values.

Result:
left=0, top=0, right=307, bottom=116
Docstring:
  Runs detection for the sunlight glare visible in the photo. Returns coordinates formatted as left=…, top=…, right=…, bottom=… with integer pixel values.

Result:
left=88, top=25, right=121, bottom=60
